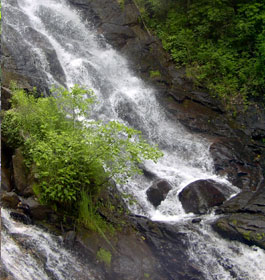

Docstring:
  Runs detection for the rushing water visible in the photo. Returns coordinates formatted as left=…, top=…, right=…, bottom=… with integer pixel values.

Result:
left=2, top=0, right=265, bottom=279
left=1, top=208, right=102, bottom=280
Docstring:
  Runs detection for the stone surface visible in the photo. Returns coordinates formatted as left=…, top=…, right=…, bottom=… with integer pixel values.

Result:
left=179, top=179, right=227, bottom=214
left=146, top=179, right=172, bottom=207
left=1, top=87, right=12, bottom=110
left=209, top=138, right=263, bottom=191
left=212, top=182, right=265, bottom=250
left=2, top=1, right=66, bottom=94
left=1, top=166, right=12, bottom=192
left=63, top=231, right=77, bottom=247
left=1, top=192, right=20, bottom=209
left=10, top=211, right=32, bottom=225
left=212, top=213, right=265, bottom=249
left=22, top=196, right=52, bottom=220
left=12, top=149, right=28, bottom=195
left=134, top=216, right=205, bottom=280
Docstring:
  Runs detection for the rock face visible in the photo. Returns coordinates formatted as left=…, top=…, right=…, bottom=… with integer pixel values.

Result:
left=134, top=217, right=205, bottom=280
left=213, top=182, right=265, bottom=249
left=1, top=166, right=12, bottom=192
left=179, top=179, right=227, bottom=214
left=1, top=192, right=20, bottom=209
left=209, top=138, right=263, bottom=191
left=12, top=149, right=34, bottom=197
left=213, top=214, right=265, bottom=250
left=2, top=1, right=66, bottom=94
left=146, top=179, right=172, bottom=207
left=21, top=196, right=52, bottom=220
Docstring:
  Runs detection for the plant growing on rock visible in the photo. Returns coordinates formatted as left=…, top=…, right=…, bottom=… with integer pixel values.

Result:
left=2, top=85, right=163, bottom=228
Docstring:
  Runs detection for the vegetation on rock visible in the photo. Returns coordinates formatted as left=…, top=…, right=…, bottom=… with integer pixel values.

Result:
left=135, top=0, right=265, bottom=109
left=2, top=84, right=163, bottom=231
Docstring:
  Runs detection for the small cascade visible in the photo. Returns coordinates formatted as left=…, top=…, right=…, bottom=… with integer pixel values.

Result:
left=184, top=217, right=265, bottom=280
left=2, top=0, right=265, bottom=279
left=1, top=208, right=102, bottom=280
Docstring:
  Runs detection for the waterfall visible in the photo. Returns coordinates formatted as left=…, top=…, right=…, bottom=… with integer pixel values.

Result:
left=1, top=208, right=102, bottom=280
left=4, top=0, right=237, bottom=219
left=2, top=0, right=265, bottom=279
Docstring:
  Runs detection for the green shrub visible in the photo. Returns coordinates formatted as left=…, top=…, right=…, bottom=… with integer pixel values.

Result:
left=136, top=0, right=265, bottom=110
left=2, top=85, right=163, bottom=226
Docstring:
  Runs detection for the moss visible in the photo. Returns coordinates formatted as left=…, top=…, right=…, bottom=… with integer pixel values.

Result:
left=255, top=232, right=265, bottom=241
left=144, top=272, right=150, bottom=278
left=96, top=248, right=112, bottom=267
left=242, top=231, right=252, bottom=241
left=117, top=0, right=125, bottom=9
left=149, top=70, right=161, bottom=78
left=217, top=221, right=226, bottom=230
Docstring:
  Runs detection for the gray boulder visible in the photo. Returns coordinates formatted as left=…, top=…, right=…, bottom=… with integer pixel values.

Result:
left=146, top=179, right=172, bottom=207
left=179, top=179, right=226, bottom=214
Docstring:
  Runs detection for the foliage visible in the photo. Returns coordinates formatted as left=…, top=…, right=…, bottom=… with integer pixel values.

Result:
left=135, top=0, right=265, bottom=109
left=2, top=85, right=163, bottom=227
left=78, top=189, right=114, bottom=233
left=96, top=248, right=112, bottom=267
left=149, top=70, right=161, bottom=78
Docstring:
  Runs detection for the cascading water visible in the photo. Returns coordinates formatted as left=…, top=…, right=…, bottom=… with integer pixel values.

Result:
left=2, top=0, right=265, bottom=279
left=1, top=208, right=102, bottom=280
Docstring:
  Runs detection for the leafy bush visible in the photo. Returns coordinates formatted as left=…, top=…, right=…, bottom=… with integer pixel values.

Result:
left=2, top=85, right=163, bottom=226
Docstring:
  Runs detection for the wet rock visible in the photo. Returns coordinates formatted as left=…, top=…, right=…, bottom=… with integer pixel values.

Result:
left=146, top=179, right=172, bottom=207
left=213, top=183, right=265, bottom=250
left=235, top=103, right=265, bottom=141
left=10, top=211, right=32, bottom=225
left=2, top=0, right=66, bottom=93
left=1, top=192, right=20, bottom=209
left=142, top=167, right=158, bottom=180
left=17, top=201, right=31, bottom=216
left=134, top=216, right=205, bottom=280
left=0, top=262, right=15, bottom=280
left=22, top=196, right=52, bottom=220
left=209, top=139, right=263, bottom=191
left=179, top=179, right=226, bottom=214
left=243, top=182, right=265, bottom=215
left=12, top=149, right=34, bottom=197
left=216, top=181, right=265, bottom=215
left=217, top=189, right=256, bottom=214
left=76, top=223, right=167, bottom=280
left=1, top=166, right=12, bottom=192
left=1, top=87, right=12, bottom=110
left=63, top=231, right=76, bottom=247
left=212, top=214, right=265, bottom=250
left=12, top=149, right=28, bottom=194
left=2, top=25, right=50, bottom=94
left=23, top=26, right=66, bottom=86
left=100, top=23, right=136, bottom=48
left=191, top=218, right=202, bottom=224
